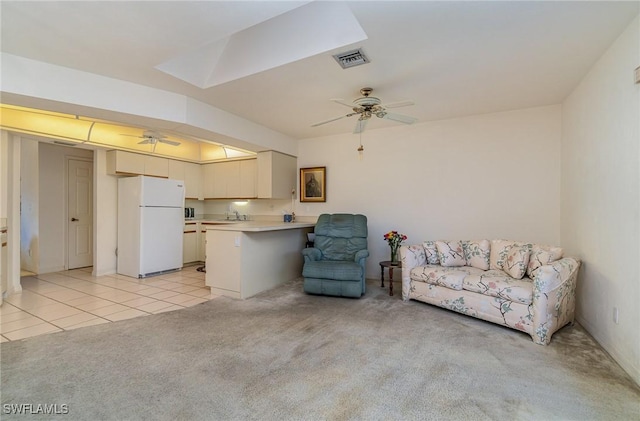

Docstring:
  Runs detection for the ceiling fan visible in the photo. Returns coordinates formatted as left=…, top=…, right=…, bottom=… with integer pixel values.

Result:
left=311, top=87, right=417, bottom=133
left=122, top=130, right=181, bottom=146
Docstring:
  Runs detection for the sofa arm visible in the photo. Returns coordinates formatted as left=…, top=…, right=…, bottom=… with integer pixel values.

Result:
left=354, top=249, right=370, bottom=265
left=531, top=257, right=581, bottom=345
left=302, top=247, right=322, bottom=263
left=400, top=245, right=427, bottom=301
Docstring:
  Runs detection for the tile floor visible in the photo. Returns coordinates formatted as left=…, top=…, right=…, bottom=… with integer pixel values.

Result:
left=1, top=264, right=216, bottom=342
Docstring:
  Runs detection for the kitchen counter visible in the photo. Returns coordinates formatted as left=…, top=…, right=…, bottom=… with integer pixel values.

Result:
left=204, top=221, right=315, bottom=232
left=205, top=221, right=314, bottom=299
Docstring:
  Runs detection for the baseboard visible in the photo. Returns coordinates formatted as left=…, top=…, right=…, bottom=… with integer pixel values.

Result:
left=93, top=268, right=116, bottom=277
left=577, top=315, right=640, bottom=387
left=38, top=265, right=66, bottom=275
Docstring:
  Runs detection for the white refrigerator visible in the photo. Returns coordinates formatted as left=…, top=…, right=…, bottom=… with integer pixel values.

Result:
left=117, top=176, right=184, bottom=278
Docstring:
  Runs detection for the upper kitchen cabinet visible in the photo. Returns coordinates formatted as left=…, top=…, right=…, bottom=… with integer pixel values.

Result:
left=257, top=151, right=296, bottom=199
left=184, top=162, right=203, bottom=200
left=238, top=159, right=257, bottom=198
left=202, top=159, right=257, bottom=199
left=169, top=160, right=202, bottom=199
left=107, top=150, right=168, bottom=178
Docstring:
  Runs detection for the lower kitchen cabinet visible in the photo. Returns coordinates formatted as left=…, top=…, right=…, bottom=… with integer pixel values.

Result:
left=183, top=223, right=198, bottom=264
left=198, top=226, right=207, bottom=262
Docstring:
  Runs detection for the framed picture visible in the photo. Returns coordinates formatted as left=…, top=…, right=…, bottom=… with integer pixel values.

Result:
left=300, top=167, right=326, bottom=202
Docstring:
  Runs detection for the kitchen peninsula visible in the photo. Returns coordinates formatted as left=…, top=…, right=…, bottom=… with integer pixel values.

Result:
left=205, top=221, right=315, bottom=299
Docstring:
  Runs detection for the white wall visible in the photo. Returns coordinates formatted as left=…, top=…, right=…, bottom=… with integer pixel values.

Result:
left=20, top=139, right=39, bottom=273
left=561, top=16, right=639, bottom=385
left=0, top=132, right=8, bottom=221
left=297, top=105, right=562, bottom=276
left=92, top=150, right=118, bottom=276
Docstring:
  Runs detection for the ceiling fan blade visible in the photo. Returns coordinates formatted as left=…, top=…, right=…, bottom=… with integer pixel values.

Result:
left=353, top=118, right=368, bottom=134
left=381, top=112, right=417, bottom=124
left=138, top=139, right=152, bottom=145
left=311, top=115, right=348, bottom=127
left=331, top=98, right=355, bottom=108
left=160, top=139, right=181, bottom=146
left=311, top=112, right=359, bottom=127
left=384, top=100, right=414, bottom=109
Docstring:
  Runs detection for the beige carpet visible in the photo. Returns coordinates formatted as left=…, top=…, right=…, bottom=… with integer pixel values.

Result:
left=1, top=278, right=639, bottom=420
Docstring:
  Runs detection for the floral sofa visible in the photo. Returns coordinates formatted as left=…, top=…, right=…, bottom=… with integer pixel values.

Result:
left=399, top=239, right=580, bottom=345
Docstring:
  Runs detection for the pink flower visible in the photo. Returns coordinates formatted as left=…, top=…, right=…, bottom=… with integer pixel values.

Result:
left=488, top=282, right=496, bottom=289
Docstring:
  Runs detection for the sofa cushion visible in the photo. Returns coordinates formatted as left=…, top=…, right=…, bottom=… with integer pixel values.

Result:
left=463, top=240, right=490, bottom=270
left=502, top=245, right=531, bottom=279
left=527, top=245, right=564, bottom=278
left=410, top=266, right=484, bottom=290
left=489, top=240, right=532, bottom=270
left=435, top=240, right=466, bottom=267
left=462, top=270, right=534, bottom=305
left=302, top=260, right=363, bottom=281
left=423, top=241, right=440, bottom=265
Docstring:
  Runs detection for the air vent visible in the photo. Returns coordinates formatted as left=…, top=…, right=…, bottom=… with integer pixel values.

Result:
left=333, top=48, right=369, bottom=69
left=53, top=140, right=78, bottom=147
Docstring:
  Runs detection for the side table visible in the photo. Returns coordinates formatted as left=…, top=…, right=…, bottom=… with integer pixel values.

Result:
left=379, top=260, right=401, bottom=296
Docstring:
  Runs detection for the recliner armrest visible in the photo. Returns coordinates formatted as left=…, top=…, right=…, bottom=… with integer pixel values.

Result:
left=354, top=250, right=369, bottom=263
left=302, top=247, right=322, bottom=262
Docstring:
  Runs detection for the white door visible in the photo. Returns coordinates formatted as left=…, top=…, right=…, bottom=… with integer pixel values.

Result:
left=67, top=159, right=93, bottom=269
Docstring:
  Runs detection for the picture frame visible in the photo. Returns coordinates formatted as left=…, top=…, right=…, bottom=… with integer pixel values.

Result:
left=300, top=167, right=326, bottom=202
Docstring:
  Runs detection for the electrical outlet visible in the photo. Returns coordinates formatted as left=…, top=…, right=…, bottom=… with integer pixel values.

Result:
left=613, top=307, right=619, bottom=324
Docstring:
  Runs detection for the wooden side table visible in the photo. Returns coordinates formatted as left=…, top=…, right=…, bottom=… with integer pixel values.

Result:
left=379, top=260, right=401, bottom=296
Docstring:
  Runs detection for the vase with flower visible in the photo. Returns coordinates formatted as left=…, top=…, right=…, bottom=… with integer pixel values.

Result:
left=384, top=230, right=407, bottom=265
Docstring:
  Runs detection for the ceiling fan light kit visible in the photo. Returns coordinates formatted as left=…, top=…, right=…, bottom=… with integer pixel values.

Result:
left=312, top=87, right=416, bottom=134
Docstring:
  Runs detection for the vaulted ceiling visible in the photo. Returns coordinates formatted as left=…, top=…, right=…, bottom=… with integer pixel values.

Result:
left=1, top=1, right=638, bottom=143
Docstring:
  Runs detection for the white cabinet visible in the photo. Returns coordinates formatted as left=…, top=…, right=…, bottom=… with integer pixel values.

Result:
left=202, top=164, right=218, bottom=199
left=107, top=150, right=168, bottom=178
left=168, top=159, right=184, bottom=181
left=184, top=162, right=202, bottom=200
left=169, top=160, right=202, bottom=199
left=183, top=223, right=198, bottom=264
left=238, top=159, right=257, bottom=198
left=202, top=159, right=257, bottom=199
left=1, top=227, right=7, bottom=300
left=107, top=150, right=144, bottom=175
left=198, top=224, right=207, bottom=262
left=257, top=151, right=296, bottom=199
left=144, top=155, right=169, bottom=178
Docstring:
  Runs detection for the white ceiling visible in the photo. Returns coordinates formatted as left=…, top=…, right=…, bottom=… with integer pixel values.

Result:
left=1, top=1, right=638, bottom=141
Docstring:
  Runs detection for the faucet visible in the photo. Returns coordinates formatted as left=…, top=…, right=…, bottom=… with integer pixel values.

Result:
left=233, top=210, right=240, bottom=220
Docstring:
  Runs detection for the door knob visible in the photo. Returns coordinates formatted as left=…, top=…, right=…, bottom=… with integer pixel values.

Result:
left=71, top=217, right=79, bottom=222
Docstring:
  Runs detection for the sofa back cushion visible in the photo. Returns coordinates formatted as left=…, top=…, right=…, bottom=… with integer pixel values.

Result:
left=490, top=240, right=532, bottom=270
left=462, top=240, right=490, bottom=270
left=435, top=240, right=466, bottom=267
left=527, top=245, right=564, bottom=278
left=502, top=245, right=531, bottom=279
left=422, top=241, right=440, bottom=265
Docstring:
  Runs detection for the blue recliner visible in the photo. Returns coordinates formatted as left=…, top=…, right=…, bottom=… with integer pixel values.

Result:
left=302, top=214, right=369, bottom=298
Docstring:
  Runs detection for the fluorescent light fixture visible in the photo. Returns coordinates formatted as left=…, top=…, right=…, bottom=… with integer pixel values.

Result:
left=0, top=104, right=256, bottom=163
left=0, top=105, right=93, bottom=143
